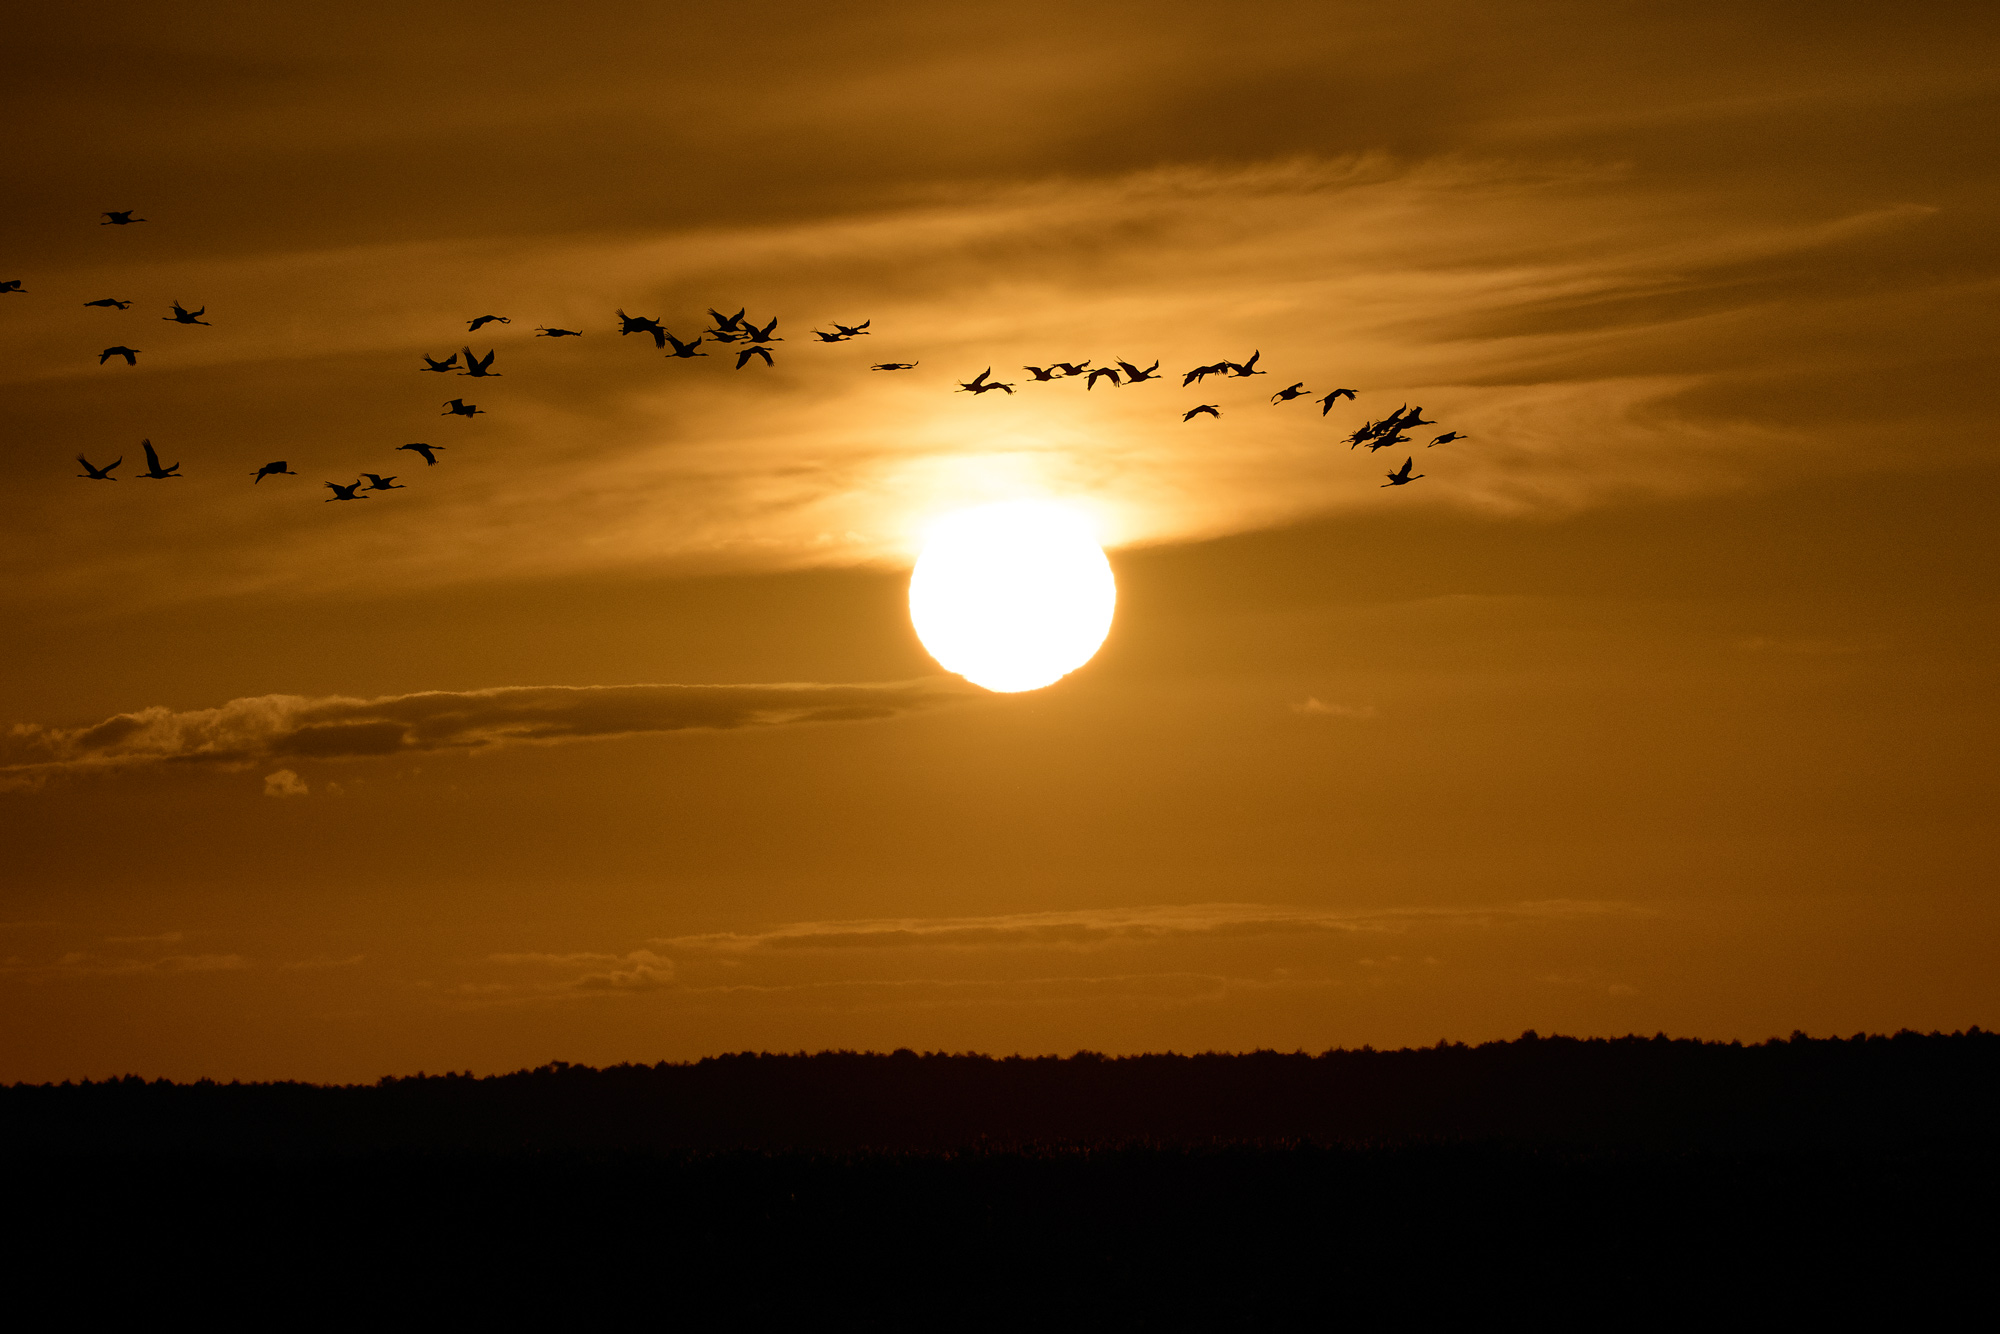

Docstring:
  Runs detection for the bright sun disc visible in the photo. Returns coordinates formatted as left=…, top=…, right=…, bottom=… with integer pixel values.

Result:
left=909, top=501, right=1117, bottom=693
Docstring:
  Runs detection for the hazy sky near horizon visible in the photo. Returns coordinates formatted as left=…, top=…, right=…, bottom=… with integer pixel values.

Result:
left=4, top=0, right=1997, bottom=1082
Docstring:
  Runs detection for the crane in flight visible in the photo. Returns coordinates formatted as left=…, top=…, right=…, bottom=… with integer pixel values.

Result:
left=1382, top=457, right=1424, bottom=487
left=76, top=453, right=122, bottom=480
left=442, top=399, right=484, bottom=417
left=251, top=461, right=296, bottom=483
left=101, top=211, right=146, bottom=225
left=1182, top=405, right=1221, bottom=421
left=1429, top=431, right=1467, bottom=447
left=360, top=473, right=405, bottom=491
left=136, top=440, right=180, bottom=479
left=1271, top=383, right=1311, bottom=403
left=397, top=443, right=445, bottom=465
left=99, top=346, right=141, bottom=365
left=467, top=315, right=510, bottom=332
left=421, top=353, right=459, bottom=372
left=1116, top=359, right=1161, bottom=383
left=458, top=347, right=499, bottom=377
left=325, top=481, right=367, bottom=501
left=84, top=298, right=133, bottom=309
left=736, top=345, right=775, bottom=369
left=870, top=362, right=917, bottom=371
left=1085, top=367, right=1121, bottom=390
left=535, top=326, right=582, bottom=338
left=164, top=302, right=210, bottom=325
left=664, top=332, right=707, bottom=358
left=1318, top=389, right=1356, bottom=413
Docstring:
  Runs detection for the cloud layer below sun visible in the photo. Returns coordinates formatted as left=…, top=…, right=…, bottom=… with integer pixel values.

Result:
left=0, top=678, right=976, bottom=789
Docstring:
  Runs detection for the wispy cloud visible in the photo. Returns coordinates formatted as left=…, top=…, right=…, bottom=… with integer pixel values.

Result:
left=1, top=678, right=977, bottom=789
left=655, top=899, right=1642, bottom=955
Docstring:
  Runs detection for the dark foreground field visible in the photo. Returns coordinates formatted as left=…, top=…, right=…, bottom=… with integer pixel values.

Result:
left=8, top=1031, right=1996, bottom=1319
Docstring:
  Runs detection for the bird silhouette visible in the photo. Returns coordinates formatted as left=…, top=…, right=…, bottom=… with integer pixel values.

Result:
left=736, top=345, right=774, bottom=369
left=136, top=439, right=179, bottom=479
left=442, top=399, right=484, bottom=417
left=467, top=315, right=510, bottom=332
left=1319, top=388, right=1357, bottom=413
left=76, top=454, right=121, bottom=480
left=1182, top=405, right=1221, bottom=421
left=99, top=346, right=140, bottom=365
left=360, top=473, right=405, bottom=491
left=617, top=310, right=664, bottom=337
left=421, top=353, right=459, bottom=373
left=743, top=316, right=782, bottom=344
left=0, top=280, right=25, bottom=294
left=325, top=481, right=367, bottom=501
left=1223, top=351, right=1267, bottom=377
left=1023, top=365, right=1062, bottom=381
left=101, top=211, right=146, bottom=225
left=1085, top=367, right=1122, bottom=390
left=164, top=302, right=210, bottom=325
left=1117, top=359, right=1162, bottom=383
left=870, top=362, right=918, bottom=371
left=83, top=298, right=133, bottom=309
left=832, top=321, right=871, bottom=337
left=956, top=368, right=1014, bottom=394
left=705, top=328, right=744, bottom=343
left=397, top=443, right=445, bottom=465
left=458, top=347, right=499, bottom=377
left=1271, top=383, right=1311, bottom=403
left=663, top=332, right=707, bottom=358
left=1382, top=457, right=1424, bottom=487
left=1054, top=362, right=1092, bottom=377
left=1181, top=363, right=1226, bottom=387
left=535, top=326, right=582, bottom=337
left=1347, top=425, right=1376, bottom=448
left=708, top=308, right=747, bottom=334
left=811, top=330, right=849, bottom=343
left=251, top=460, right=296, bottom=483
left=1402, top=407, right=1435, bottom=428
left=1428, top=431, right=1467, bottom=446
left=1370, top=431, right=1413, bottom=453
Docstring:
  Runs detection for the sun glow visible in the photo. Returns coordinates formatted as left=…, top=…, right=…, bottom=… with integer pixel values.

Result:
left=908, top=501, right=1117, bottom=693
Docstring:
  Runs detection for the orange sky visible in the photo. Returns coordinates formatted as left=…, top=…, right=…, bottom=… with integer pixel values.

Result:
left=3, top=0, right=1996, bottom=1082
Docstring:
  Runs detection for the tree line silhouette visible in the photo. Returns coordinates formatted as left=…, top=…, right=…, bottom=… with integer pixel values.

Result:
left=7, top=1028, right=1994, bottom=1155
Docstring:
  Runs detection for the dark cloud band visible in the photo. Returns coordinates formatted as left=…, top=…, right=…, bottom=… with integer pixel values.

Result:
left=1, top=679, right=975, bottom=787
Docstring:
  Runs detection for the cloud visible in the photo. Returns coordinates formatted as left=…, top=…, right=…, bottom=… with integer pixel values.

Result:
left=263, top=768, right=308, bottom=798
left=1292, top=697, right=1377, bottom=719
left=1, top=678, right=977, bottom=788
left=486, top=949, right=677, bottom=993
left=656, top=899, right=1642, bottom=955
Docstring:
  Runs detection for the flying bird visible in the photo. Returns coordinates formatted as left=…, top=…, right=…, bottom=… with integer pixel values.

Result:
left=1182, top=405, right=1221, bottom=421
left=442, top=399, right=484, bottom=417
left=325, top=481, right=367, bottom=501
left=1023, top=365, right=1062, bottom=381
left=83, top=298, right=133, bottom=309
left=360, top=473, right=405, bottom=491
left=535, top=326, right=582, bottom=337
left=136, top=439, right=180, bottom=479
left=811, top=330, right=849, bottom=342
left=1271, top=383, right=1311, bottom=403
left=956, top=368, right=1013, bottom=394
left=1382, top=457, right=1424, bottom=487
left=870, top=362, right=918, bottom=371
left=708, top=308, right=747, bottom=332
left=1181, top=363, right=1226, bottom=387
left=397, top=443, right=445, bottom=465
left=76, top=453, right=121, bottom=480
left=1085, top=367, right=1121, bottom=390
left=99, top=346, right=140, bottom=365
left=663, top=332, right=707, bottom=358
left=101, top=211, right=145, bottom=225
left=1054, top=362, right=1091, bottom=377
left=1402, top=407, right=1435, bottom=428
left=705, top=328, right=743, bottom=343
left=616, top=311, right=667, bottom=346
left=420, top=353, right=459, bottom=373
left=743, top=316, right=782, bottom=344
left=458, top=347, right=499, bottom=377
left=735, top=345, right=774, bottom=369
left=1116, top=359, right=1161, bottom=383
left=832, top=321, right=871, bottom=338
left=251, top=460, right=296, bottom=483
left=1222, top=351, right=1267, bottom=377
left=1428, top=431, right=1467, bottom=446
left=1318, top=389, right=1357, bottom=413
left=1368, top=431, right=1413, bottom=452
left=466, top=315, right=510, bottom=332
left=163, top=302, right=210, bottom=325
left=1, top=280, right=26, bottom=294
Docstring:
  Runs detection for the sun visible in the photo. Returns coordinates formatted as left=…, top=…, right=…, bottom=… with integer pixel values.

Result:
left=908, top=501, right=1117, bottom=693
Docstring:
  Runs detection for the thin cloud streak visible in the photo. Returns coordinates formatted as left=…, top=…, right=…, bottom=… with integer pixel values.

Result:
left=1, top=678, right=978, bottom=788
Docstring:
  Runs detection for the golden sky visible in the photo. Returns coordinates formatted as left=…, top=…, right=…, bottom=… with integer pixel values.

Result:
left=3, top=0, right=1996, bottom=1081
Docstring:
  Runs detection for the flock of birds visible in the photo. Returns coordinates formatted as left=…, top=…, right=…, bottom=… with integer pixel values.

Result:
left=11, top=210, right=1470, bottom=498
